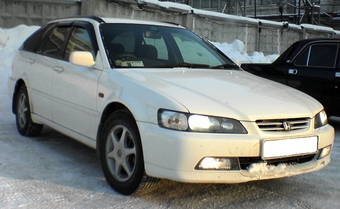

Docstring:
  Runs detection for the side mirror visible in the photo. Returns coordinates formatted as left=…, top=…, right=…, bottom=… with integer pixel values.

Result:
left=70, top=51, right=95, bottom=67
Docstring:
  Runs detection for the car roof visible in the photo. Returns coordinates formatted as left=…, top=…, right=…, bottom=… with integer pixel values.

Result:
left=48, top=16, right=185, bottom=29
left=292, top=38, right=340, bottom=49
left=295, top=38, right=340, bottom=43
left=274, top=38, right=340, bottom=63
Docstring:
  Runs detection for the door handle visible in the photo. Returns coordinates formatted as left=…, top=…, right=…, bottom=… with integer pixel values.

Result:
left=54, top=66, right=64, bottom=73
left=335, top=72, right=340, bottom=78
left=288, top=69, right=298, bottom=74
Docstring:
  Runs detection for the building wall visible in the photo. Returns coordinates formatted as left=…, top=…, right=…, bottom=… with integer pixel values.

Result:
left=0, top=0, right=338, bottom=55
left=0, top=0, right=81, bottom=28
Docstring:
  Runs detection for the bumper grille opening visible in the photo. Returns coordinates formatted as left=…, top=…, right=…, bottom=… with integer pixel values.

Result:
left=239, top=154, right=316, bottom=170
left=256, top=118, right=310, bottom=132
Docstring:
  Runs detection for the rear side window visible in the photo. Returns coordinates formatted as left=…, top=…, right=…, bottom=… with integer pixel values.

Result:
left=295, top=44, right=338, bottom=68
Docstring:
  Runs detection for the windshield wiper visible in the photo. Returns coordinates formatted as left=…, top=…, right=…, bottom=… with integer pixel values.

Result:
left=211, top=64, right=240, bottom=70
left=158, top=62, right=210, bottom=69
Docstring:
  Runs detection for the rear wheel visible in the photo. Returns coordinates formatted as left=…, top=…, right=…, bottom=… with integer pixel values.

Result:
left=99, top=110, right=159, bottom=195
left=15, top=85, right=43, bottom=136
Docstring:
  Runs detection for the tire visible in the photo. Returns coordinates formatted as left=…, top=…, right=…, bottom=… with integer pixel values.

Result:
left=15, top=85, right=43, bottom=136
left=99, top=110, right=159, bottom=195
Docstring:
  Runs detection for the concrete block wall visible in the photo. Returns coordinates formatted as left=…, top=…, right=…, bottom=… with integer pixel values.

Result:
left=0, top=0, right=81, bottom=28
left=1, top=0, right=339, bottom=55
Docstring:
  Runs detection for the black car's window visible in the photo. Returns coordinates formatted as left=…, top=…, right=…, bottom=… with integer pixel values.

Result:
left=295, top=44, right=338, bottom=68
left=101, top=24, right=236, bottom=69
left=273, top=43, right=297, bottom=64
left=37, top=26, right=71, bottom=58
left=64, top=27, right=95, bottom=61
left=294, top=48, right=309, bottom=66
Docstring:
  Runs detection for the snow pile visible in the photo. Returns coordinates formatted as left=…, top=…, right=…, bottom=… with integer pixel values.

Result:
left=212, top=40, right=278, bottom=64
left=0, top=25, right=40, bottom=95
left=247, top=162, right=291, bottom=179
left=0, top=25, right=40, bottom=63
left=248, top=162, right=288, bottom=173
left=0, top=25, right=277, bottom=97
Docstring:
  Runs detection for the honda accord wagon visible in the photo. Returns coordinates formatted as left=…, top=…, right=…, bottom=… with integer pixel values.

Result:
left=8, top=16, right=334, bottom=195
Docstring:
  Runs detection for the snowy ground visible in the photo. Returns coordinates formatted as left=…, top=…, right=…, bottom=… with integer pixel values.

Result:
left=0, top=25, right=339, bottom=208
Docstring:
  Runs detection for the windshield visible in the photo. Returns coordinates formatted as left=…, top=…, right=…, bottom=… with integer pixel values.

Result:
left=100, top=23, right=238, bottom=69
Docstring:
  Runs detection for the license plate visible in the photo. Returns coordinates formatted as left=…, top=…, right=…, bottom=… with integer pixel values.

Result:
left=262, top=136, right=318, bottom=159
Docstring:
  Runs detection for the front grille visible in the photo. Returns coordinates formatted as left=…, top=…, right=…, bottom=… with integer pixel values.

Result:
left=239, top=154, right=316, bottom=170
left=256, top=118, right=310, bottom=132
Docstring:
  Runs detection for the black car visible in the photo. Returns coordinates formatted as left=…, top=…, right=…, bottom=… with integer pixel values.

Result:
left=241, top=38, right=340, bottom=117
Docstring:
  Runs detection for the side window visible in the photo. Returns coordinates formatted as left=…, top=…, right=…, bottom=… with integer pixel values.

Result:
left=295, top=44, right=338, bottom=68
left=309, top=44, right=338, bottom=67
left=294, top=48, right=309, bottom=66
left=22, top=24, right=54, bottom=52
left=39, top=26, right=71, bottom=58
left=64, top=27, right=95, bottom=61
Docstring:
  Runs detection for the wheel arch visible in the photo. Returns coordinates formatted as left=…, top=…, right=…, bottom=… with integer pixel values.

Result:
left=97, top=105, right=160, bottom=195
left=96, top=102, right=135, bottom=158
left=12, top=79, right=27, bottom=114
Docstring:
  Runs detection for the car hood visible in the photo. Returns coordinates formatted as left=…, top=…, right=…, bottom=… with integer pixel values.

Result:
left=119, top=69, right=322, bottom=121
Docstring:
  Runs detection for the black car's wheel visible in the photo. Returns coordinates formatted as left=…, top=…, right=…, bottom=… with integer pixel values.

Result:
left=15, top=85, right=43, bottom=136
left=100, top=110, right=159, bottom=195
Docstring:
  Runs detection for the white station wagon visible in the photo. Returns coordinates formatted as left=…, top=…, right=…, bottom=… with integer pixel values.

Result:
left=8, top=16, right=334, bottom=195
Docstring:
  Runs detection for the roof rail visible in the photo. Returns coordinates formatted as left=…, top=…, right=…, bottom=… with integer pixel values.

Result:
left=60, top=15, right=105, bottom=24
left=82, top=16, right=106, bottom=23
left=161, top=21, right=183, bottom=27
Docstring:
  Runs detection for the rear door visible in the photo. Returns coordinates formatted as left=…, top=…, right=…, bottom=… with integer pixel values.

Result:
left=21, top=24, right=69, bottom=121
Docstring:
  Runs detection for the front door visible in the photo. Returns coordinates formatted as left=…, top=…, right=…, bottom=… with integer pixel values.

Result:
left=286, top=43, right=337, bottom=112
left=50, top=24, right=101, bottom=140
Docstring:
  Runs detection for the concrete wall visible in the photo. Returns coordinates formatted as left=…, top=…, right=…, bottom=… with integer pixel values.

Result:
left=0, top=0, right=81, bottom=28
left=89, top=1, right=340, bottom=54
left=0, top=0, right=339, bottom=55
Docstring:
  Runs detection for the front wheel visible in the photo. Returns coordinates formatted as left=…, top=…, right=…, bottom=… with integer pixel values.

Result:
left=15, top=85, right=43, bottom=136
left=99, top=110, right=159, bottom=195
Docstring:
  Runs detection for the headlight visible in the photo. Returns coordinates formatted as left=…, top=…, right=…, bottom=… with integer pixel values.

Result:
left=158, top=110, right=247, bottom=133
left=188, top=115, right=247, bottom=133
left=314, top=110, right=328, bottom=129
left=158, top=110, right=188, bottom=131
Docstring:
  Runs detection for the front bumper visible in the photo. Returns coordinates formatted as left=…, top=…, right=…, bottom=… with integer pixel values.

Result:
left=138, top=121, right=334, bottom=183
